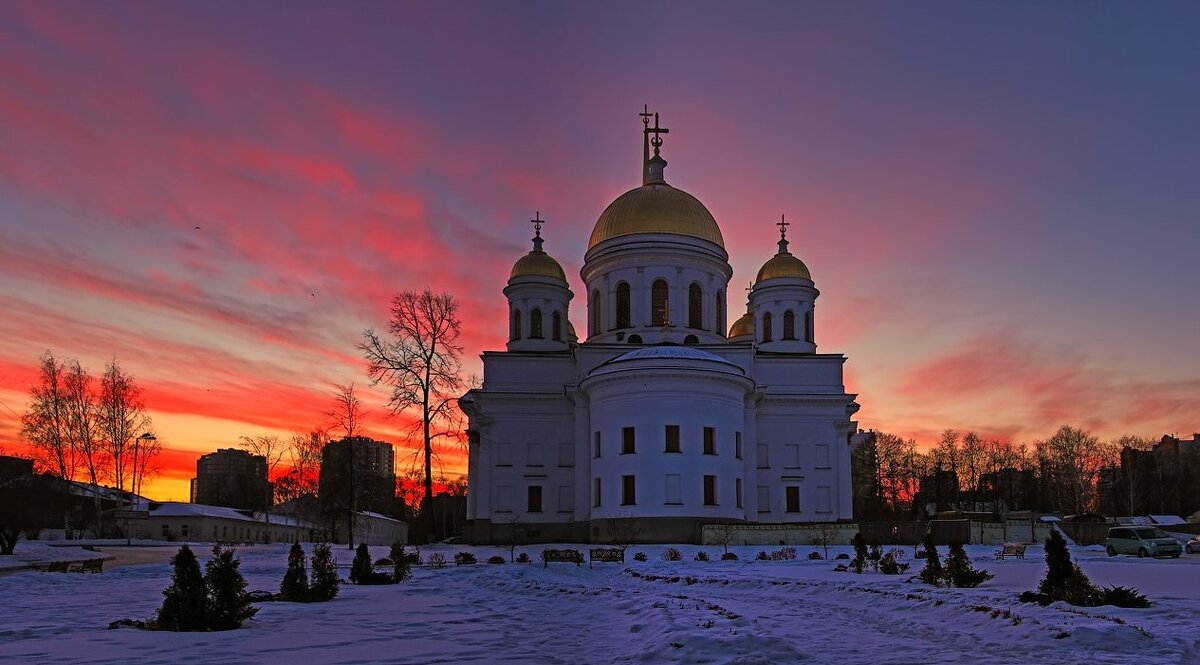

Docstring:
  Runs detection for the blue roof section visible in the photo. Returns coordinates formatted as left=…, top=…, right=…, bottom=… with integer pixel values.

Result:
left=601, top=345, right=742, bottom=371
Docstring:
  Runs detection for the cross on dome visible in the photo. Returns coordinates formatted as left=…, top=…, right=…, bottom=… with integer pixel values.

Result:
left=640, top=105, right=670, bottom=185
left=776, top=213, right=791, bottom=255
left=531, top=211, right=545, bottom=251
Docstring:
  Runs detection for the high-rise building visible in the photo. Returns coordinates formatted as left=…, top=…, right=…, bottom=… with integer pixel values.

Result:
left=191, top=448, right=271, bottom=509
left=318, top=436, right=398, bottom=517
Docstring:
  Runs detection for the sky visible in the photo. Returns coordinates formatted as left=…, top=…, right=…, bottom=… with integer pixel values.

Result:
left=1, top=1, right=1197, bottom=502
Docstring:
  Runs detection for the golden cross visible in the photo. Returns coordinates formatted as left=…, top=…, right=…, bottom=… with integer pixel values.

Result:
left=530, top=211, right=545, bottom=237
left=777, top=214, right=790, bottom=239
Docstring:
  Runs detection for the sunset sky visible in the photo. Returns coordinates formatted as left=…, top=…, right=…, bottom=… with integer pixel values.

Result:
left=1, top=2, right=1197, bottom=502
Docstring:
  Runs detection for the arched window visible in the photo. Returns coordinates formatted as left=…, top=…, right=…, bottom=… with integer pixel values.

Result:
left=615, top=282, right=631, bottom=329
left=783, top=310, right=796, bottom=340
left=805, top=311, right=813, bottom=343
left=511, top=309, right=522, bottom=341
left=591, top=290, right=601, bottom=335
left=715, top=291, right=724, bottom=333
left=688, top=283, right=703, bottom=329
left=651, top=279, right=669, bottom=326
left=552, top=311, right=562, bottom=341
left=627, top=334, right=642, bottom=344
left=761, top=311, right=773, bottom=343
left=530, top=308, right=543, bottom=339
left=683, top=334, right=699, bottom=345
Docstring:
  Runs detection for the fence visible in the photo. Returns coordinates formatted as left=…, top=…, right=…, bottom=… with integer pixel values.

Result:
left=702, top=520, right=1056, bottom=546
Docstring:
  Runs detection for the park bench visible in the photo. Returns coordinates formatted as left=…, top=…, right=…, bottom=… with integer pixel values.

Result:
left=994, top=543, right=1027, bottom=559
left=541, top=548, right=583, bottom=567
left=588, top=547, right=624, bottom=569
left=37, top=561, right=70, bottom=572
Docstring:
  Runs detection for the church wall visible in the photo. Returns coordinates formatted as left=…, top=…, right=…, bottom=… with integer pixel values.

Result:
left=752, top=404, right=852, bottom=524
left=583, top=368, right=751, bottom=523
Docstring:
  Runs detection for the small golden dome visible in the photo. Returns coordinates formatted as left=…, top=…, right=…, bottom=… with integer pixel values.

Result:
left=728, top=311, right=755, bottom=338
left=510, top=249, right=566, bottom=282
left=755, top=252, right=811, bottom=282
left=567, top=321, right=577, bottom=341
left=588, top=184, right=724, bottom=249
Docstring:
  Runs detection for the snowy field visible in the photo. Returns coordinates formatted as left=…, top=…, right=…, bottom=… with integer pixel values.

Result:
left=1, top=542, right=1198, bottom=665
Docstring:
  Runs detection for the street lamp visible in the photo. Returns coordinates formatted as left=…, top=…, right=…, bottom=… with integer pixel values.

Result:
left=126, top=432, right=157, bottom=545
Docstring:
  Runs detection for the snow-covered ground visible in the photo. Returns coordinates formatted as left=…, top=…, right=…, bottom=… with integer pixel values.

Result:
left=0, top=543, right=1197, bottom=664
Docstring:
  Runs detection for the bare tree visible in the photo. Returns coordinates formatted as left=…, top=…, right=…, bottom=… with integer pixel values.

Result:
left=359, top=288, right=464, bottom=541
left=240, top=435, right=287, bottom=541
left=810, top=522, right=838, bottom=560
left=711, top=523, right=738, bottom=556
left=960, top=432, right=986, bottom=511
left=98, top=359, right=150, bottom=494
left=63, top=360, right=105, bottom=508
left=606, top=513, right=644, bottom=551
left=20, top=352, right=75, bottom=479
left=280, top=429, right=326, bottom=501
left=327, top=383, right=366, bottom=439
left=1035, top=425, right=1102, bottom=515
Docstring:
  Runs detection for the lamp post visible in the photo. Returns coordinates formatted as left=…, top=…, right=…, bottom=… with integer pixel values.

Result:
left=127, top=432, right=157, bottom=545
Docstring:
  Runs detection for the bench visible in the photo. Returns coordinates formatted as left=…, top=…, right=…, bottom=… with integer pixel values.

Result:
left=589, top=547, right=625, bottom=569
left=994, top=543, right=1027, bottom=559
left=77, top=559, right=104, bottom=573
left=37, top=561, right=70, bottom=573
left=541, top=548, right=583, bottom=567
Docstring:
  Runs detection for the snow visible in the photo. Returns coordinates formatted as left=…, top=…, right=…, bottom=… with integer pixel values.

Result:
left=0, top=542, right=111, bottom=573
left=0, top=543, right=1198, bottom=664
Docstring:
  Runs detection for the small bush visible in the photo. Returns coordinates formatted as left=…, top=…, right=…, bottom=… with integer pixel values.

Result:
left=390, top=541, right=411, bottom=583
left=632, top=551, right=648, bottom=562
left=721, top=552, right=738, bottom=561
left=309, top=542, right=339, bottom=601
left=428, top=553, right=447, bottom=569
left=849, top=533, right=869, bottom=573
left=487, top=556, right=506, bottom=565
left=156, top=545, right=208, bottom=631
left=516, top=552, right=530, bottom=564
left=879, top=549, right=910, bottom=576
left=1101, top=586, right=1149, bottom=608
left=755, top=551, right=769, bottom=561
left=694, top=551, right=710, bottom=562
left=205, top=545, right=258, bottom=630
left=454, top=551, right=477, bottom=565
left=807, top=551, right=822, bottom=560
left=350, top=544, right=373, bottom=584
left=944, top=543, right=992, bottom=588
left=918, top=534, right=943, bottom=586
left=835, top=553, right=849, bottom=560
left=661, top=547, right=683, bottom=562
left=278, top=543, right=309, bottom=602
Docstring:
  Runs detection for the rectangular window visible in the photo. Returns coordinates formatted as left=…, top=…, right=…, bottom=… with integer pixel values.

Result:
left=817, top=486, right=832, bottom=513
left=161, top=524, right=169, bottom=537
left=527, top=485, right=543, bottom=513
left=526, top=442, right=543, bottom=467
left=622, top=427, right=636, bottom=454
left=181, top=524, right=189, bottom=538
left=665, top=474, right=681, bottom=504
left=756, top=444, right=769, bottom=468
left=665, top=425, right=680, bottom=453
left=703, top=427, right=716, bottom=455
left=735, top=432, right=743, bottom=459
left=703, top=475, right=717, bottom=505
left=815, top=443, right=831, bottom=468
left=786, top=486, right=801, bottom=513
left=558, top=443, right=573, bottom=467
left=557, top=485, right=573, bottom=512
left=757, top=486, right=770, bottom=513
left=621, top=475, right=636, bottom=505
left=782, top=487, right=801, bottom=511
left=496, top=443, right=512, bottom=466
left=213, top=526, right=218, bottom=538
left=496, top=485, right=512, bottom=512
left=784, top=444, right=800, bottom=469
left=594, top=432, right=601, bottom=458
left=593, top=477, right=602, bottom=507
left=735, top=478, right=743, bottom=508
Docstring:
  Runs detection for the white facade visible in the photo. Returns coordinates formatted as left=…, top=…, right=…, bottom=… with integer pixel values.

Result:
left=461, top=119, right=859, bottom=544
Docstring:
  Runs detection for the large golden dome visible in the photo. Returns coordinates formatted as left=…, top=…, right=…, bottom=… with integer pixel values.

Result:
left=588, top=183, right=724, bottom=249
left=755, top=252, right=811, bottom=282
left=510, top=249, right=566, bottom=281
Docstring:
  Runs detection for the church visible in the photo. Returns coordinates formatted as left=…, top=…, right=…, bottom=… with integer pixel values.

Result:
left=459, top=111, right=860, bottom=544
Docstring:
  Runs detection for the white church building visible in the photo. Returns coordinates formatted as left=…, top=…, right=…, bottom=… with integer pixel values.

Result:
left=460, top=112, right=860, bottom=544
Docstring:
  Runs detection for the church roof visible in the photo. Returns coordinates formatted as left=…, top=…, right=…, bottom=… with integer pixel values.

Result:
left=510, top=248, right=566, bottom=281
left=601, top=345, right=742, bottom=373
left=588, top=184, right=724, bottom=250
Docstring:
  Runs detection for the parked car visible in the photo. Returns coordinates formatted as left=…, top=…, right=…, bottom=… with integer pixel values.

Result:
left=1105, top=526, right=1182, bottom=558
left=1187, top=536, right=1200, bottom=554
